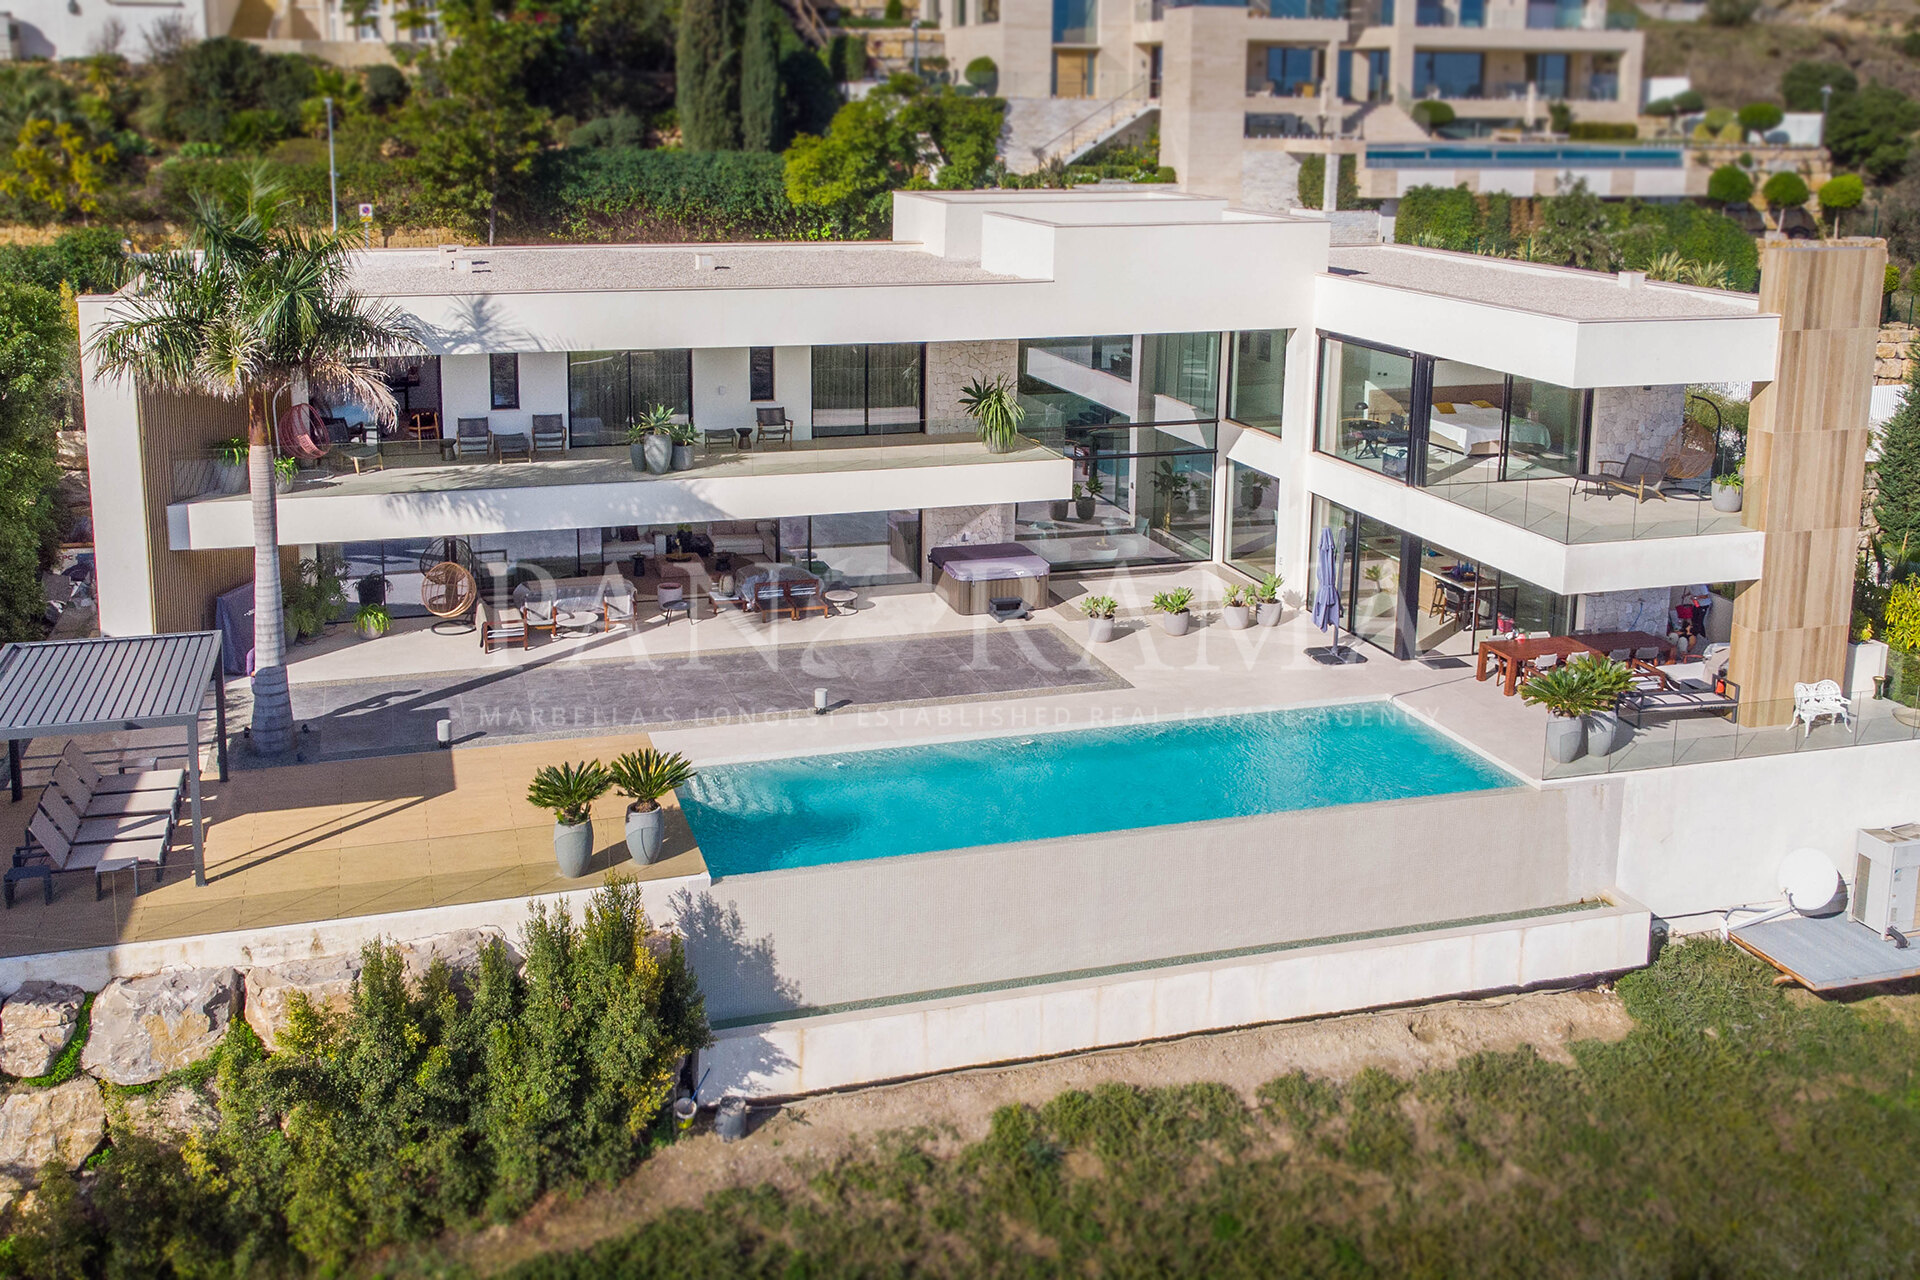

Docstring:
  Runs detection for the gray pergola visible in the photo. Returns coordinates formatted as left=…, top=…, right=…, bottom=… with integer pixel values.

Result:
left=0, top=632, right=227, bottom=886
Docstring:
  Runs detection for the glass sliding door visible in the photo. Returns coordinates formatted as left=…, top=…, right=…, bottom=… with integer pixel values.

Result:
left=1504, top=376, right=1584, bottom=479
left=1228, top=330, right=1288, bottom=434
left=1228, top=461, right=1279, bottom=579
left=811, top=344, right=925, bottom=436
left=787, top=511, right=922, bottom=585
left=1150, top=331, right=1220, bottom=419
left=566, top=349, right=690, bottom=447
left=1318, top=336, right=1416, bottom=478
left=1351, top=514, right=1404, bottom=655
left=1424, top=358, right=1506, bottom=482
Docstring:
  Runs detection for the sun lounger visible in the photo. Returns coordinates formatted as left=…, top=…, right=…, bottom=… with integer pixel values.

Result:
left=19, top=809, right=168, bottom=897
left=1617, top=684, right=1738, bottom=727
left=51, top=757, right=179, bottom=819
left=39, top=787, right=171, bottom=847
left=62, top=743, right=184, bottom=796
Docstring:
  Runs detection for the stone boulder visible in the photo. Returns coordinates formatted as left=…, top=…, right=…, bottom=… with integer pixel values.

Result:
left=397, top=928, right=516, bottom=993
left=0, top=1078, right=106, bottom=1195
left=244, top=955, right=361, bottom=1051
left=0, top=982, right=87, bottom=1078
left=113, top=1084, right=220, bottom=1143
left=81, top=968, right=240, bottom=1086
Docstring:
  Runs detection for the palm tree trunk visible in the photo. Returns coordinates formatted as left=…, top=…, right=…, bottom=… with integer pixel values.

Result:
left=247, top=388, right=294, bottom=756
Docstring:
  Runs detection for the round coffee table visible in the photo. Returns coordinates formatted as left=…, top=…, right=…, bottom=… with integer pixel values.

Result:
left=823, top=587, right=858, bottom=616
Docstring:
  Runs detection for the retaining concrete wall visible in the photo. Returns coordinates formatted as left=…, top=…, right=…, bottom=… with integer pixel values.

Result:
left=0, top=873, right=709, bottom=997
left=698, top=899, right=1651, bottom=1098
left=677, top=781, right=1622, bottom=1023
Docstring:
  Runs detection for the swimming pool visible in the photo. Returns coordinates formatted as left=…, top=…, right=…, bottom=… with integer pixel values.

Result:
left=678, top=704, right=1517, bottom=878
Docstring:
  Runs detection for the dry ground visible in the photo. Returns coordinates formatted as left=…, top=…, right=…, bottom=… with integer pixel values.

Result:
left=439, top=987, right=1632, bottom=1277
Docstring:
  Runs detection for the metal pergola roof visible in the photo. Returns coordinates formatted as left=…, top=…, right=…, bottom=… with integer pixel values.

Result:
left=0, top=632, right=228, bottom=886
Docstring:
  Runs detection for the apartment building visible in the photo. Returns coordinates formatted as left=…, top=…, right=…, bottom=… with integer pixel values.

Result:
left=941, top=0, right=1643, bottom=204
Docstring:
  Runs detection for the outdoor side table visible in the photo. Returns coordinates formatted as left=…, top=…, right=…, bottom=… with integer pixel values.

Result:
left=4, top=863, right=52, bottom=907
left=823, top=588, right=858, bottom=616
left=95, top=857, right=141, bottom=901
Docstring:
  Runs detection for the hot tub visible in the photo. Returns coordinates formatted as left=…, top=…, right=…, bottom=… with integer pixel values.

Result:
left=928, top=542, right=1052, bottom=616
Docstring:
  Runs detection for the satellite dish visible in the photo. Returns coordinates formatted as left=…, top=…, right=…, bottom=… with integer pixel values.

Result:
left=1779, top=848, right=1843, bottom=916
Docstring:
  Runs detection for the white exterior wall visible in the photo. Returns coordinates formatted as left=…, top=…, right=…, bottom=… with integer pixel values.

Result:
left=77, top=298, right=157, bottom=637
left=8, top=0, right=221, bottom=60
left=440, top=352, right=568, bottom=438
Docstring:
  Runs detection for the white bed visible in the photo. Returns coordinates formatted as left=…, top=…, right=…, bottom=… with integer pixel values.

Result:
left=1427, top=403, right=1555, bottom=457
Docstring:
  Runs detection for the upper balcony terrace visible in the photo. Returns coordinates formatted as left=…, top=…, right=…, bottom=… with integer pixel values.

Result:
left=165, top=430, right=1070, bottom=552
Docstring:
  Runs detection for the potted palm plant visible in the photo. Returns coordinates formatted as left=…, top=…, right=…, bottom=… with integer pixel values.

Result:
left=272, top=454, right=299, bottom=494
left=1152, top=587, right=1195, bottom=636
left=608, top=747, right=697, bottom=863
left=1711, top=464, right=1744, bottom=513
left=1051, top=490, right=1071, bottom=521
left=1075, top=472, right=1101, bottom=521
left=1574, top=655, right=1636, bottom=757
left=354, top=602, right=391, bottom=639
left=1080, top=593, right=1118, bottom=644
left=959, top=373, right=1025, bottom=453
left=668, top=420, right=698, bottom=471
left=1520, top=659, right=1606, bottom=764
left=630, top=404, right=675, bottom=474
left=527, top=761, right=613, bottom=878
left=1254, top=572, right=1284, bottom=626
left=1222, top=584, right=1252, bottom=630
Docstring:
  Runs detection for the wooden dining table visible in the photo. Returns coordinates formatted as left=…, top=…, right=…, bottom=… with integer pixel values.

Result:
left=1475, top=630, right=1679, bottom=696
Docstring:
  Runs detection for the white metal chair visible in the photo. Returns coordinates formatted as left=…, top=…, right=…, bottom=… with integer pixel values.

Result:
left=1792, top=680, right=1854, bottom=738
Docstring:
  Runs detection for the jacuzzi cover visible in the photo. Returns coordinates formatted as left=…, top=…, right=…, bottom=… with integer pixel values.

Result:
left=929, top=543, right=1052, bottom=581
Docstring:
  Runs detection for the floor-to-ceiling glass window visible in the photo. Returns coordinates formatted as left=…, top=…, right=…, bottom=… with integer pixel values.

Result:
left=1228, top=330, right=1288, bottom=434
left=567, top=350, right=691, bottom=447
left=1013, top=332, right=1219, bottom=570
left=1310, top=498, right=1573, bottom=658
left=811, top=344, right=925, bottom=436
left=1228, top=461, right=1280, bottom=579
left=1505, top=375, right=1584, bottom=479
left=1412, top=51, right=1484, bottom=99
left=779, top=511, right=922, bottom=585
left=1318, top=336, right=1416, bottom=477
left=1425, top=358, right=1507, bottom=482
left=1260, top=46, right=1321, bottom=96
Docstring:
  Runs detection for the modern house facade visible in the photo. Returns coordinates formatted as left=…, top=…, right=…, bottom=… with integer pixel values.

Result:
left=80, top=190, right=1851, bottom=716
left=941, top=0, right=1644, bottom=206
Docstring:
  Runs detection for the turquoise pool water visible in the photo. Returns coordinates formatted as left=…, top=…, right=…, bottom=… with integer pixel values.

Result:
left=679, top=704, right=1517, bottom=878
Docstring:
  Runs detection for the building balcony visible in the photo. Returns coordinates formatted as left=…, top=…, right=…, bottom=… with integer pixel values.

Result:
left=165, top=432, right=1071, bottom=552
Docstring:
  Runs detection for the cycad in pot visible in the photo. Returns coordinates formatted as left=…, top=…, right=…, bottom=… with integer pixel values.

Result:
left=609, top=747, right=698, bottom=863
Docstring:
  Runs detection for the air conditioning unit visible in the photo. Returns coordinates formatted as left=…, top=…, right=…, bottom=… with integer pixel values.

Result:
left=1851, top=824, right=1920, bottom=934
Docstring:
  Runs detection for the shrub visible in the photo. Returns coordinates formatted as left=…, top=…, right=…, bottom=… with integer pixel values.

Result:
left=1673, top=88, right=1705, bottom=113
left=1295, top=153, right=1358, bottom=210
left=1825, top=83, right=1920, bottom=182
left=1704, top=0, right=1758, bottom=26
left=1906, top=30, right=1920, bottom=58
left=531, top=147, right=836, bottom=240
left=1889, top=263, right=1904, bottom=295
left=1701, top=107, right=1735, bottom=133
left=1737, top=102, right=1784, bottom=135
left=1567, top=121, right=1637, bottom=140
left=1644, top=96, right=1676, bottom=118
left=1781, top=60, right=1856, bottom=112
left=1877, top=360, right=1920, bottom=558
left=964, top=55, right=998, bottom=94
left=1820, top=172, right=1865, bottom=212
left=1886, top=577, right=1920, bottom=653
left=1394, top=184, right=1480, bottom=249
left=1410, top=100, right=1455, bottom=132
left=1706, top=164, right=1753, bottom=205
left=569, top=111, right=648, bottom=150
left=363, top=63, right=409, bottom=114
left=1760, top=169, right=1810, bottom=208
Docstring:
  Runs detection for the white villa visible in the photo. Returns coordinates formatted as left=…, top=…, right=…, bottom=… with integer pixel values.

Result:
left=55, top=190, right=1915, bottom=1096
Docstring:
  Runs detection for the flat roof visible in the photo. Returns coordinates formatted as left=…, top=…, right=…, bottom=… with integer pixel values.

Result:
left=1326, top=245, right=1763, bottom=322
left=345, top=242, right=1020, bottom=297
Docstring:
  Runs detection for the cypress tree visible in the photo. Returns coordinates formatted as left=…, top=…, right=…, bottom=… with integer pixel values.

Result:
left=740, top=0, right=782, bottom=152
left=676, top=0, right=741, bottom=151
left=1876, top=359, right=1920, bottom=564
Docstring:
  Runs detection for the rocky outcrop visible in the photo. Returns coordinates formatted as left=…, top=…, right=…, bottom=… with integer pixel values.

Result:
left=397, top=928, right=515, bottom=993
left=113, top=1085, right=220, bottom=1143
left=0, top=1078, right=106, bottom=1195
left=244, top=955, right=361, bottom=1052
left=0, top=982, right=87, bottom=1078
left=81, top=968, right=241, bottom=1086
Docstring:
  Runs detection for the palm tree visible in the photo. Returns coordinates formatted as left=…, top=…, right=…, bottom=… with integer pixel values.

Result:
left=92, top=179, right=417, bottom=755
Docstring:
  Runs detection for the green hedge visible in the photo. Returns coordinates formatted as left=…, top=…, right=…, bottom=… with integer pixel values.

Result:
left=529, top=147, right=841, bottom=240
left=1567, top=122, right=1639, bottom=141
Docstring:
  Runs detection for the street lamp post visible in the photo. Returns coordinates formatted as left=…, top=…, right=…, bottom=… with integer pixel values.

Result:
left=324, top=95, right=339, bottom=235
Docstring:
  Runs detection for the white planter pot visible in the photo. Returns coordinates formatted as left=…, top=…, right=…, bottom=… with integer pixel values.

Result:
left=1545, top=716, right=1586, bottom=765
left=1584, top=710, right=1626, bottom=757
left=1161, top=611, right=1192, bottom=637
left=355, top=620, right=388, bottom=641
left=1711, top=483, right=1743, bottom=513
left=553, top=821, right=595, bottom=878
left=670, top=443, right=694, bottom=471
left=1256, top=602, right=1283, bottom=627
left=1846, top=640, right=1888, bottom=699
left=642, top=433, right=673, bottom=475
left=625, top=804, right=665, bottom=863
left=1222, top=604, right=1251, bottom=630
left=1087, top=616, right=1115, bottom=644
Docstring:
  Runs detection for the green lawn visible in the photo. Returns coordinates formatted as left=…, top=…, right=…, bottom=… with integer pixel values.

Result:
left=499, top=940, right=1920, bottom=1278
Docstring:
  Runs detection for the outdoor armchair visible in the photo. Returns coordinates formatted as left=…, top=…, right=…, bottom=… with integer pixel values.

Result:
left=755, top=407, right=794, bottom=448
left=532, top=414, right=566, bottom=455
left=455, top=417, right=491, bottom=459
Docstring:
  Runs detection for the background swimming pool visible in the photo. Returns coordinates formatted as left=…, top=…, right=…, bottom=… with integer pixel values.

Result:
left=679, top=704, right=1516, bottom=877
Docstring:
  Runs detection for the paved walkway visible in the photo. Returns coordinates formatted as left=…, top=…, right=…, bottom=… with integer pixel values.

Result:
left=280, top=626, right=1126, bottom=761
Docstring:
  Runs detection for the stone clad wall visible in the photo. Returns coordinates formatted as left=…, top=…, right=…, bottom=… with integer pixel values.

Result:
left=1590, top=385, right=1687, bottom=466
left=924, top=340, right=1018, bottom=434
left=1875, top=323, right=1915, bottom=385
